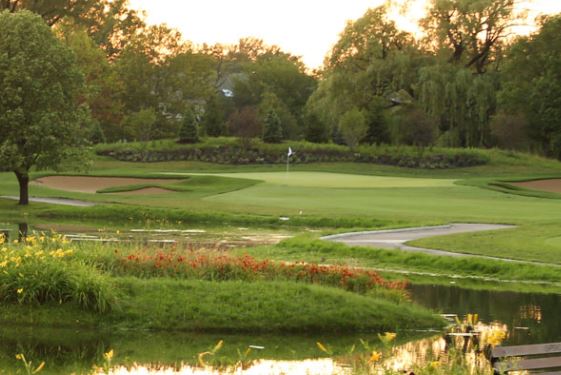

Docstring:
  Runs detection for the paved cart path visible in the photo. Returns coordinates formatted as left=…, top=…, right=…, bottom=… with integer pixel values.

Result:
left=1, top=196, right=95, bottom=207
left=322, top=223, right=558, bottom=267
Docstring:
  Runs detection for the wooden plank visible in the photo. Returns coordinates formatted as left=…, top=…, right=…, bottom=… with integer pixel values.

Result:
left=533, top=371, right=561, bottom=375
left=494, top=356, right=561, bottom=372
left=493, top=342, right=561, bottom=358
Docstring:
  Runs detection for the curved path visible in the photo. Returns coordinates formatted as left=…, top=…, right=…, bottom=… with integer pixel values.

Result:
left=1, top=196, right=95, bottom=207
left=320, top=223, right=558, bottom=267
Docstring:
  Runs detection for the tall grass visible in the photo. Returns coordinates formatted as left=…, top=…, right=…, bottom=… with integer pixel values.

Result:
left=0, top=235, right=115, bottom=312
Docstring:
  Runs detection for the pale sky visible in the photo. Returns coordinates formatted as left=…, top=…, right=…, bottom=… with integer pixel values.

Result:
left=129, top=0, right=561, bottom=69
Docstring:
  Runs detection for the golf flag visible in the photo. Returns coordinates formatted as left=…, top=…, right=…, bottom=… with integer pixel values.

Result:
left=287, top=147, right=293, bottom=157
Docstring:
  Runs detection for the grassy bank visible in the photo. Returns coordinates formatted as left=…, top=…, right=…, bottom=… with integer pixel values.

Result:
left=239, top=237, right=561, bottom=289
left=0, top=235, right=443, bottom=334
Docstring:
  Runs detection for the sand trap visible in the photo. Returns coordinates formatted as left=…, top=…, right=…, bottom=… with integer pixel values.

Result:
left=32, top=176, right=181, bottom=194
left=112, top=187, right=174, bottom=195
left=511, top=179, right=561, bottom=194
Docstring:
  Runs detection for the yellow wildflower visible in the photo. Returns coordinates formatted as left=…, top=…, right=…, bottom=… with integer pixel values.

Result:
left=369, top=351, right=382, bottom=363
left=103, top=349, right=114, bottom=361
left=17, top=288, right=24, bottom=294
left=383, top=332, right=397, bottom=342
left=15, top=353, right=24, bottom=360
left=316, top=341, right=330, bottom=354
left=34, top=361, right=45, bottom=373
left=430, top=361, right=440, bottom=368
left=487, top=329, right=507, bottom=347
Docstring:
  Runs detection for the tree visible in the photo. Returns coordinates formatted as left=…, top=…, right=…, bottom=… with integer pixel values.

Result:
left=0, top=11, right=87, bottom=205
left=421, top=0, right=522, bottom=73
left=178, top=108, right=199, bottom=144
left=339, top=108, right=368, bottom=148
left=202, top=93, right=227, bottom=137
left=498, top=15, right=561, bottom=157
left=262, top=110, right=283, bottom=143
left=227, top=106, right=262, bottom=148
left=120, top=108, right=157, bottom=141
left=391, top=105, right=436, bottom=148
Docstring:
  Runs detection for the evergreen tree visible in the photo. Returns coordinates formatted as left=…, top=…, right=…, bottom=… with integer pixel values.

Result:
left=178, top=108, right=199, bottom=143
left=262, top=110, right=283, bottom=143
left=202, top=94, right=226, bottom=137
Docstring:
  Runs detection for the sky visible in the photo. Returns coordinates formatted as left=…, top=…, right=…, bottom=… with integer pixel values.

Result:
left=129, top=0, right=561, bottom=69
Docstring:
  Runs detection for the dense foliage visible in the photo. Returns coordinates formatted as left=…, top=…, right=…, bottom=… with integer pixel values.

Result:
left=2, top=0, right=561, bottom=163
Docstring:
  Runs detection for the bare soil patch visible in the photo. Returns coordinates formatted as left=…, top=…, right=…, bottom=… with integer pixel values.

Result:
left=32, top=176, right=181, bottom=194
left=511, top=179, right=561, bottom=194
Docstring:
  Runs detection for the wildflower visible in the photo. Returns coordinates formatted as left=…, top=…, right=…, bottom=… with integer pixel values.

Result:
left=430, top=361, right=440, bottom=368
left=34, top=361, right=45, bottom=373
left=16, top=354, right=24, bottom=360
left=383, top=332, right=397, bottom=342
left=487, top=329, right=507, bottom=347
left=104, top=349, right=114, bottom=361
left=17, top=288, right=24, bottom=294
left=369, top=351, right=382, bottom=363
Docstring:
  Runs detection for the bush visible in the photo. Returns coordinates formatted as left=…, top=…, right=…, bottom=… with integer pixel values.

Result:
left=95, top=137, right=490, bottom=168
left=339, top=108, right=368, bottom=148
left=178, top=108, right=199, bottom=144
left=116, top=252, right=406, bottom=294
left=0, top=234, right=114, bottom=312
left=262, top=109, right=283, bottom=143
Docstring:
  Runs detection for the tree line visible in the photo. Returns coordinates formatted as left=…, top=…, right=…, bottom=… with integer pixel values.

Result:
left=2, top=0, right=560, bottom=155
left=2, top=0, right=561, bottom=203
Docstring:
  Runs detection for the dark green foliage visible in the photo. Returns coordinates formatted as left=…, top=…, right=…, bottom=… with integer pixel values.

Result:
left=96, top=138, right=489, bottom=168
left=90, top=122, right=106, bottom=144
left=203, top=94, right=226, bottom=137
left=304, top=112, right=330, bottom=143
left=262, top=110, right=283, bottom=143
left=499, top=15, right=561, bottom=158
left=178, top=109, right=199, bottom=144
left=365, top=97, right=390, bottom=145
left=0, top=11, right=89, bottom=205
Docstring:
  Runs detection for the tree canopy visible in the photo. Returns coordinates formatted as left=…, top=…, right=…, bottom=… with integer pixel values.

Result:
left=0, top=10, right=88, bottom=204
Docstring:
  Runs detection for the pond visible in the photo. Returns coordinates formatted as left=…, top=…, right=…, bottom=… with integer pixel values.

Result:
left=2, top=221, right=560, bottom=373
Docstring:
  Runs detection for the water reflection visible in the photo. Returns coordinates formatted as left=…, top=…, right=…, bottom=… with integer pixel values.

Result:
left=408, top=283, right=561, bottom=345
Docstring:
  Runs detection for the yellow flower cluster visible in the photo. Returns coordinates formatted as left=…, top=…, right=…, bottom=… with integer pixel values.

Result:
left=487, top=328, right=507, bottom=347
left=0, top=234, right=73, bottom=269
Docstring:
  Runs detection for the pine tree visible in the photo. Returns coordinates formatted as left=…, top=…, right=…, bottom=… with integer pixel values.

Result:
left=178, top=108, right=199, bottom=144
left=202, top=94, right=225, bottom=137
left=262, top=109, right=283, bottom=143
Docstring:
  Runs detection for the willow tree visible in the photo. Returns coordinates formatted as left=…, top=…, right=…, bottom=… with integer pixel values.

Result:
left=0, top=11, right=87, bottom=205
left=310, top=6, right=423, bottom=145
left=421, top=0, right=523, bottom=73
left=417, top=64, right=497, bottom=147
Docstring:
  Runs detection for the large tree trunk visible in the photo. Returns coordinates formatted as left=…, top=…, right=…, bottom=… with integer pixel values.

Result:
left=14, top=171, right=29, bottom=205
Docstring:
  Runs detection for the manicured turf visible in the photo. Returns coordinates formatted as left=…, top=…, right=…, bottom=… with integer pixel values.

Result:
left=183, top=171, right=456, bottom=188
left=3, top=149, right=561, bottom=265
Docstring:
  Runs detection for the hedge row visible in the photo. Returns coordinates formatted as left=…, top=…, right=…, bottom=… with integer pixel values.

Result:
left=97, top=141, right=489, bottom=169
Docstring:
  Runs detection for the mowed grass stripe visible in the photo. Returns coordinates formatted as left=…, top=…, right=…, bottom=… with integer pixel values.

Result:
left=171, top=171, right=456, bottom=188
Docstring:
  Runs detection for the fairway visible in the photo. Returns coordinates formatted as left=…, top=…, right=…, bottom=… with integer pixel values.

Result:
left=171, top=171, right=456, bottom=188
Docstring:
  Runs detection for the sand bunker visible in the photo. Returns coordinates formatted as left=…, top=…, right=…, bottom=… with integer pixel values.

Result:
left=32, top=176, right=181, bottom=194
left=511, top=179, right=561, bottom=194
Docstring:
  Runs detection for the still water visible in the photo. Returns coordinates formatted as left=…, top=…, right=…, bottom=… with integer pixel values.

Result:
left=1, top=222, right=560, bottom=373
left=2, top=284, right=559, bottom=374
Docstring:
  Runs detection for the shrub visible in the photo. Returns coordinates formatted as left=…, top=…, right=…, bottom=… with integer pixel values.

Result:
left=262, top=109, right=283, bottom=143
left=0, top=234, right=114, bottom=312
left=339, top=108, right=368, bottom=148
left=116, top=251, right=406, bottom=294
left=178, top=108, right=199, bottom=144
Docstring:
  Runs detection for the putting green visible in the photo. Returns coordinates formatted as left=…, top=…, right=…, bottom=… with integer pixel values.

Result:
left=175, top=172, right=456, bottom=189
